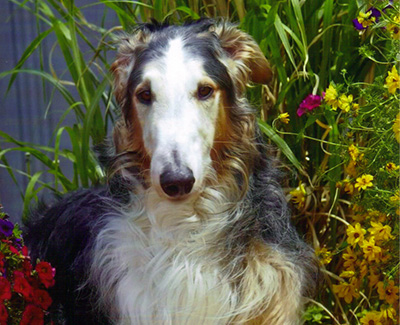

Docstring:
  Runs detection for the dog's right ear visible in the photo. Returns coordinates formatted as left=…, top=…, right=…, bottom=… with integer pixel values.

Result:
left=110, top=31, right=151, bottom=110
left=214, top=23, right=273, bottom=92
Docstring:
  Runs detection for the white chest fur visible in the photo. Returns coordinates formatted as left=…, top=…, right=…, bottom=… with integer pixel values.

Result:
left=92, top=189, right=239, bottom=325
left=91, top=188, right=303, bottom=325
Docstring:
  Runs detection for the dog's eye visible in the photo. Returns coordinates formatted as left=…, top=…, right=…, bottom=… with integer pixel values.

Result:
left=137, top=90, right=152, bottom=105
left=197, top=86, right=214, bottom=100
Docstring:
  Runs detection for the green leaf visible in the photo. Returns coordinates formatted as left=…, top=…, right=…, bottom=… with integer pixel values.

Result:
left=258, top=119, right=307, bottom=176
left=170, top=6, right=200, bottom=19
left=274, top=14, right=297, bottom=71
left=6, top=28, right=53, bottom=95
left=320, top=0, right=334, bottom=88
left=0, top=69, right=77, bottom=108
left=22, top=171, right=44, bottom=223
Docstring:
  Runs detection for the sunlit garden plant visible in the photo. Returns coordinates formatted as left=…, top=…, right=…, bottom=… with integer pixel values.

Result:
left=0, top=0, right=398, bottom=324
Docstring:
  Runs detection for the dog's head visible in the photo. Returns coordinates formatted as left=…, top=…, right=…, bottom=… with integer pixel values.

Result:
left=111, top=19, right=271, bottom=200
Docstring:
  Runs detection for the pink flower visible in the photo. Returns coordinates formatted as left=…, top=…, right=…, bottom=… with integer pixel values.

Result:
left=297, top=94, right=322, bottom=117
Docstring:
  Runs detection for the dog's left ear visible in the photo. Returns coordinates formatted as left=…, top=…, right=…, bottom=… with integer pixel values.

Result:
left=214, top=23, right=272, bottom=91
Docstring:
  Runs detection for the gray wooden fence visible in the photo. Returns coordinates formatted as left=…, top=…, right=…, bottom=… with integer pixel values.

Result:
left=0, top=0, right=119, bottom=223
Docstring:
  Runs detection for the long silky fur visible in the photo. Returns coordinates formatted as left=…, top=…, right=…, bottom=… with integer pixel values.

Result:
left=25, top=19, right=318, bottom=325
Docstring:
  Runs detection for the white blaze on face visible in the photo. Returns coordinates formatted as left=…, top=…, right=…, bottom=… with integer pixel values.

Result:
left=134, top=37, right=222, bottom=198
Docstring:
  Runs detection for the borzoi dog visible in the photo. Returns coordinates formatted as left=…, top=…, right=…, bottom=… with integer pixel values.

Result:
left=26, top=19, right=318, bottom=324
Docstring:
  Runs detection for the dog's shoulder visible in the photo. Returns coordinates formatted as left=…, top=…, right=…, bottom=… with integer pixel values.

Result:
left=23, top=187, right=117, bottom=324
left=24, top=187, right=117, bottom=262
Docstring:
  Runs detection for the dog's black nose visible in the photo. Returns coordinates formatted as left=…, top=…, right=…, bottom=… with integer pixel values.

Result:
left=160, top=167, right=195, bottom=198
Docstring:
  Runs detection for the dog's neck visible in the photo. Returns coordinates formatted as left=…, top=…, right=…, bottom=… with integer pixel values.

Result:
left=110, top=167, right=249, bottom=263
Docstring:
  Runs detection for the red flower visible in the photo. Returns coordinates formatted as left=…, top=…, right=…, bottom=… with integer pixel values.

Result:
left=20, top=304, right=44, bottom=325
left=0, top=304, right=8, bottom=324
left=21, top=246, right=29, bottom=257
left=0, top=278, right=11, bottom=301
left=0, top=253, right=4, bottom=270
left=22, top=260, right=33, bottom=277
left=13, top=272, right=34, bottom=301
left=9, top=245, right=19, bottom=255
left=35, top=261, right=55, bottom=288
left=33, top=289, right=53, bottom=310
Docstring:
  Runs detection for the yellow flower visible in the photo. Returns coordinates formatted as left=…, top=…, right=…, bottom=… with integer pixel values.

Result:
left=368, top=221, right=394, bottom=242
left=387, top=15, right=400, bottom=40
left=343, top=180, right=354, bottom=195
left=390, top=190, right=399, bottom=204
left=348, top=144, right=359, bottom=161
left=380, top=249, right=392, bottom=263
left=355, top=174, right=374, bottom=190
left=278, top=112, right=290, bottom=124
left=343, top=247, right=358, bottom=270
left=324, top=84, right=339, bottom=109
left=360, top=311, right=383, bottom=325
left=357, top=11, right=376, bottom=28
left=377, top=280, right=399, bottom=305
left=352, top=204, right=364, bottom=213
left=369, top=210, right=387, bottom=223
left=380, top=305, right=397, bottom=322
left=346, top=223, right=366, bottom=247
left=339, top=270, right=355, bottom=279
left=345, top=160, right=357, bottom=178
left=385, top=65, right=400, bottom=94
left=359, top=260, right=368, bottom=277
left=332, top=279, right=359, bottom=303
left=361, top=237, right=382, bottom=262
left=338, top=94, right=353, bottom=113
left=315, top=247, right=333, bottom=265
left=290, top=183, right=306, bottom=209
left=386, top=162, right=400, bottom=172
left=393, top=112, right=400, bottom=143
left=368, top=267, right=381, bottom=288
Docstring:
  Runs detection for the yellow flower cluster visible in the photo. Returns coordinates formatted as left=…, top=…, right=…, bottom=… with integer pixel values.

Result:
left=360, top=305, right=398, bottom=324
left=324, top=84, right=359, bottom=112
left=333, top=206, right=398, bottom=319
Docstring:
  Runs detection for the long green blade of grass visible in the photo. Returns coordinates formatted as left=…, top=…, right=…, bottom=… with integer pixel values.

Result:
left=6, top=27, right=53, bottom=95
left=22, top=171, right=44, bottom=222
left=0, top=68, right=78, bottom=110
left=258, top=119, right=307, bottom=177
left=320, top=0, right=334, bottom=88
left=274, top=14, right=297, bottom=71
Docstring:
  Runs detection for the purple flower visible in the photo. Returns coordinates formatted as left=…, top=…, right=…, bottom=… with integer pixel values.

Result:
left=297, top=94, right=322, bottom=117
left=353, top=7, right=381, bottom=31
left=0, top=219, right=14, bottom=237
